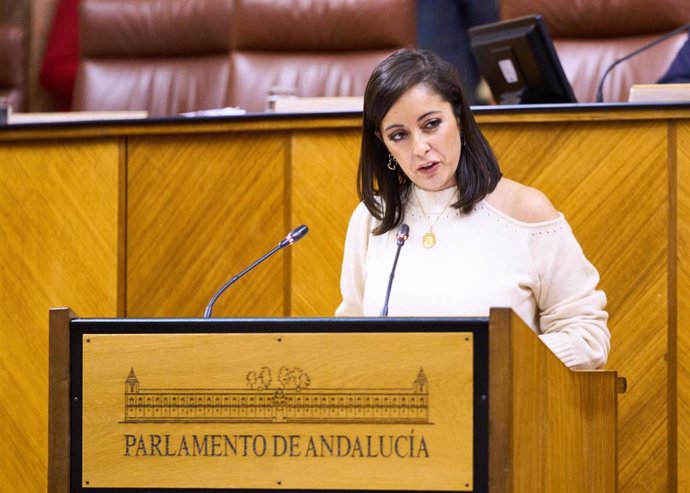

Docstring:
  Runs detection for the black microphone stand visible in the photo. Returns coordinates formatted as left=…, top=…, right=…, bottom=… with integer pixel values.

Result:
left=203, top=244, right=282, bottom=318
left=203, top=225, right=308, bottom=318
left=380, top=224, right=409, bottom=316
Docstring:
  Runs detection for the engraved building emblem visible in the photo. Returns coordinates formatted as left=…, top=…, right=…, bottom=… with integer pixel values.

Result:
left=124, top=367, right=430, bottom=424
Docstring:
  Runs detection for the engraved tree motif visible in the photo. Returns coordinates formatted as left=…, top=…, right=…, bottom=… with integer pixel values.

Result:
left=246, top=371, right=258, bottom=389
left=246, top=366, right=310, bottom=390
left=293, top=367, right=311, bottom=391
left=278, top=366, right=292, bottom=388
left=257, top=366, right=272, bottom=390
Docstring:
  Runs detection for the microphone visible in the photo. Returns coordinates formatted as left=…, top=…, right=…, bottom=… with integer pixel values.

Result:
left=595, top=23, right=690, bottom=103
left=203, top=224, right=309, bottom=318
left=380, top=224, right=410, bottom=316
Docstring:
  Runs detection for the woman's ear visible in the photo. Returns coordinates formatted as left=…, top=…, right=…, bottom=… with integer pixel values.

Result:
left=375, top=130, right=383, bottom=142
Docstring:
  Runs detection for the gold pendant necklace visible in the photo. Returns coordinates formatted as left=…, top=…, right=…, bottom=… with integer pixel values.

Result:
left=422, top=231, right=437, bottom=249
left=413, top=187, right=456, bottom=249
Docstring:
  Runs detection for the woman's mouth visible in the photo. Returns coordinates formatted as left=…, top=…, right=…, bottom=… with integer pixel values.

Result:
left=418, top=161, right=439, bottom=173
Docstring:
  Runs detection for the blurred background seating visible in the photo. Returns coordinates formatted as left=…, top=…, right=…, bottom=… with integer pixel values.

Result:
left=70, top=0, right=415, bottom=116
left=5, top=0, right=690, bottom=112
left=0, top=23, right=27, bottom=111
left=39, top=0, right=78, bottom=111
left=229, top=0, right=415, bottom=113
left=500, top=0, right=690, bottom=102
left=72, top=0, right=234, bottom=117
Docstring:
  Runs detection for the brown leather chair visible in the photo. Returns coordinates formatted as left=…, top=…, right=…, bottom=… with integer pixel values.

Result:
left=228, top=0, right=416, bottom=112
left=501, top=0, right=690, bottom=102
left=0, top=24, right=27, bottom=112
left=72, top=0, right=415, bottom=116
left=72, top=0, right=234, bottom=117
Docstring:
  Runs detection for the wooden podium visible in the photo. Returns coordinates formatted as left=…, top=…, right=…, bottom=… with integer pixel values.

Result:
left=49, top=307, right=622, bottom=492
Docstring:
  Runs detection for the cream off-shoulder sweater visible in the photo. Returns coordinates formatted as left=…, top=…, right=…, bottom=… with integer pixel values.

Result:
left=336, top=186, right=610, bottom=370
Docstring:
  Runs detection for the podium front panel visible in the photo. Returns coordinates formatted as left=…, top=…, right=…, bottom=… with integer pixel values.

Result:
left=69, top=318, right=489, bottom=492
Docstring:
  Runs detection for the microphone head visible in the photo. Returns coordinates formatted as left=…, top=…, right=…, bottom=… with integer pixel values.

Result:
left=280, top=224, right=309, bottom=247
left=292, top=224, right=309, bottom=240
left=396, top=223, right=410, bottom=246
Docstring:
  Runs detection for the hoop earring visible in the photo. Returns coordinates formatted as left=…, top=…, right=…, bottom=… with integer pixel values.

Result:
left=387, top=154, right=397, bottom=171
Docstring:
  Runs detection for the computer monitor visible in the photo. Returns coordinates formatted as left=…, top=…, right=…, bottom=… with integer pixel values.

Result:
left=468, top=14, right=576, bottom=105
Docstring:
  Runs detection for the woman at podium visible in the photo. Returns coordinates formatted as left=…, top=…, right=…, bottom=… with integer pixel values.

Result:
left=336, top=49, right=610, bottom=371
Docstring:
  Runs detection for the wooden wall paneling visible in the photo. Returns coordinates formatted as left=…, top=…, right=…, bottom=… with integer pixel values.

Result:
left=481, top=120, right=669, bottom=493
left=0, top=138, right=123, bottom=492
left=126, top=132, right=288, bottom=318
left=2, top=110, right=687, bottom=491
left=290, top=129, right=361, bottom=316
left=676, top=120, right=690, bottom=493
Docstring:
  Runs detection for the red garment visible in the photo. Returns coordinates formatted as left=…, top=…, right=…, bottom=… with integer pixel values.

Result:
left=39, top=0, right=79, bottom=110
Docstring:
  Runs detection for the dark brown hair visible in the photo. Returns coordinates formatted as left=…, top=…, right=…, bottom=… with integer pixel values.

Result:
left=358, top=49, right=501, bottom=235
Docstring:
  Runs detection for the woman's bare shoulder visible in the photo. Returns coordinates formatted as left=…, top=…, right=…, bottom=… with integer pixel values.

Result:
left=485, top=178, right=559, bottom=223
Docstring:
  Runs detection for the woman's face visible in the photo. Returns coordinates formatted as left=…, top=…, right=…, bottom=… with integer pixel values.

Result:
left=379, top=83, right=461, bottom=191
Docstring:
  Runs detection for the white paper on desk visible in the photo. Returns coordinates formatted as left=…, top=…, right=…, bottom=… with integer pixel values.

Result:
left=180, top=107, right=247, bottom=117
left=8, top=111, right=149, bottom=124
left=628, top=83, right=690, bottom=102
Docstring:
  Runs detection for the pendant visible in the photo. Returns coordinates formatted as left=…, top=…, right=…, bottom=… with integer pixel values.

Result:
left=422, top=231, right=436, bottom=248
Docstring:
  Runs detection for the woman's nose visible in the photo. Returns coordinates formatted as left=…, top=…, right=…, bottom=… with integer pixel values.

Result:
left=412, top=134, right=431, bottom=156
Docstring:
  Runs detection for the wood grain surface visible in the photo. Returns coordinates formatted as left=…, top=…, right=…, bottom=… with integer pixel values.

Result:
left=1, top=107, right=688, bottom=492
left=126, top=132, right=287, bottom=317
left=290, top=129, right=361, bottom=315
left=79, top=331, right=473, bottom=490
left=675, top=120, right=690, bottom=493
left=488, top=309, right=618, bottom=492
left=0, top=139, right=123, bottom=492
left=483, top=120, right=669, bottom=492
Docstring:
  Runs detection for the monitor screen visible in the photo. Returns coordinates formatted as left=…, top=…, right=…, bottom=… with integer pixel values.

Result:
left=468, top=14, right=576, bottom=105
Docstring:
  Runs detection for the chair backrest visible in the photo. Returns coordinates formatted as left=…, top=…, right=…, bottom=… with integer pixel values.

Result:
left=0, top=24, right=27, bottom=112
left=500, top=0, right=690, bottom=102
left=72, top=0, right=234, bottom=117
left=228, top=0, right=416, bottom=112
left=72, top=0, right=416, bottom=116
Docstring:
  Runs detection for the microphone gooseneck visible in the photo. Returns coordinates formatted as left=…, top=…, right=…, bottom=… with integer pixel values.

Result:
left=595, top=23, right=690, bottom=103
left=380, top=224, right=410, bottom=317
left=203, top=224, right=309, bottom=318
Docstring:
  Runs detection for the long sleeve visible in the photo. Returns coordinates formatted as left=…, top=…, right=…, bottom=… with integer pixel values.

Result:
left=529, top=221, right=610, bottom=369
left=335, top=203, right=373, bottom=316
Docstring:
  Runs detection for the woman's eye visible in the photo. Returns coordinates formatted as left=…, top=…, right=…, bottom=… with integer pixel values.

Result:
left=388, top=131, right=406, bottom=142
left=424, top=119, right=441, bottom=129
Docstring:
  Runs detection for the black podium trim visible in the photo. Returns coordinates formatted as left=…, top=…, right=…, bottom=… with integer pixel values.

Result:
left=69, top=317, right=490, bottom=493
